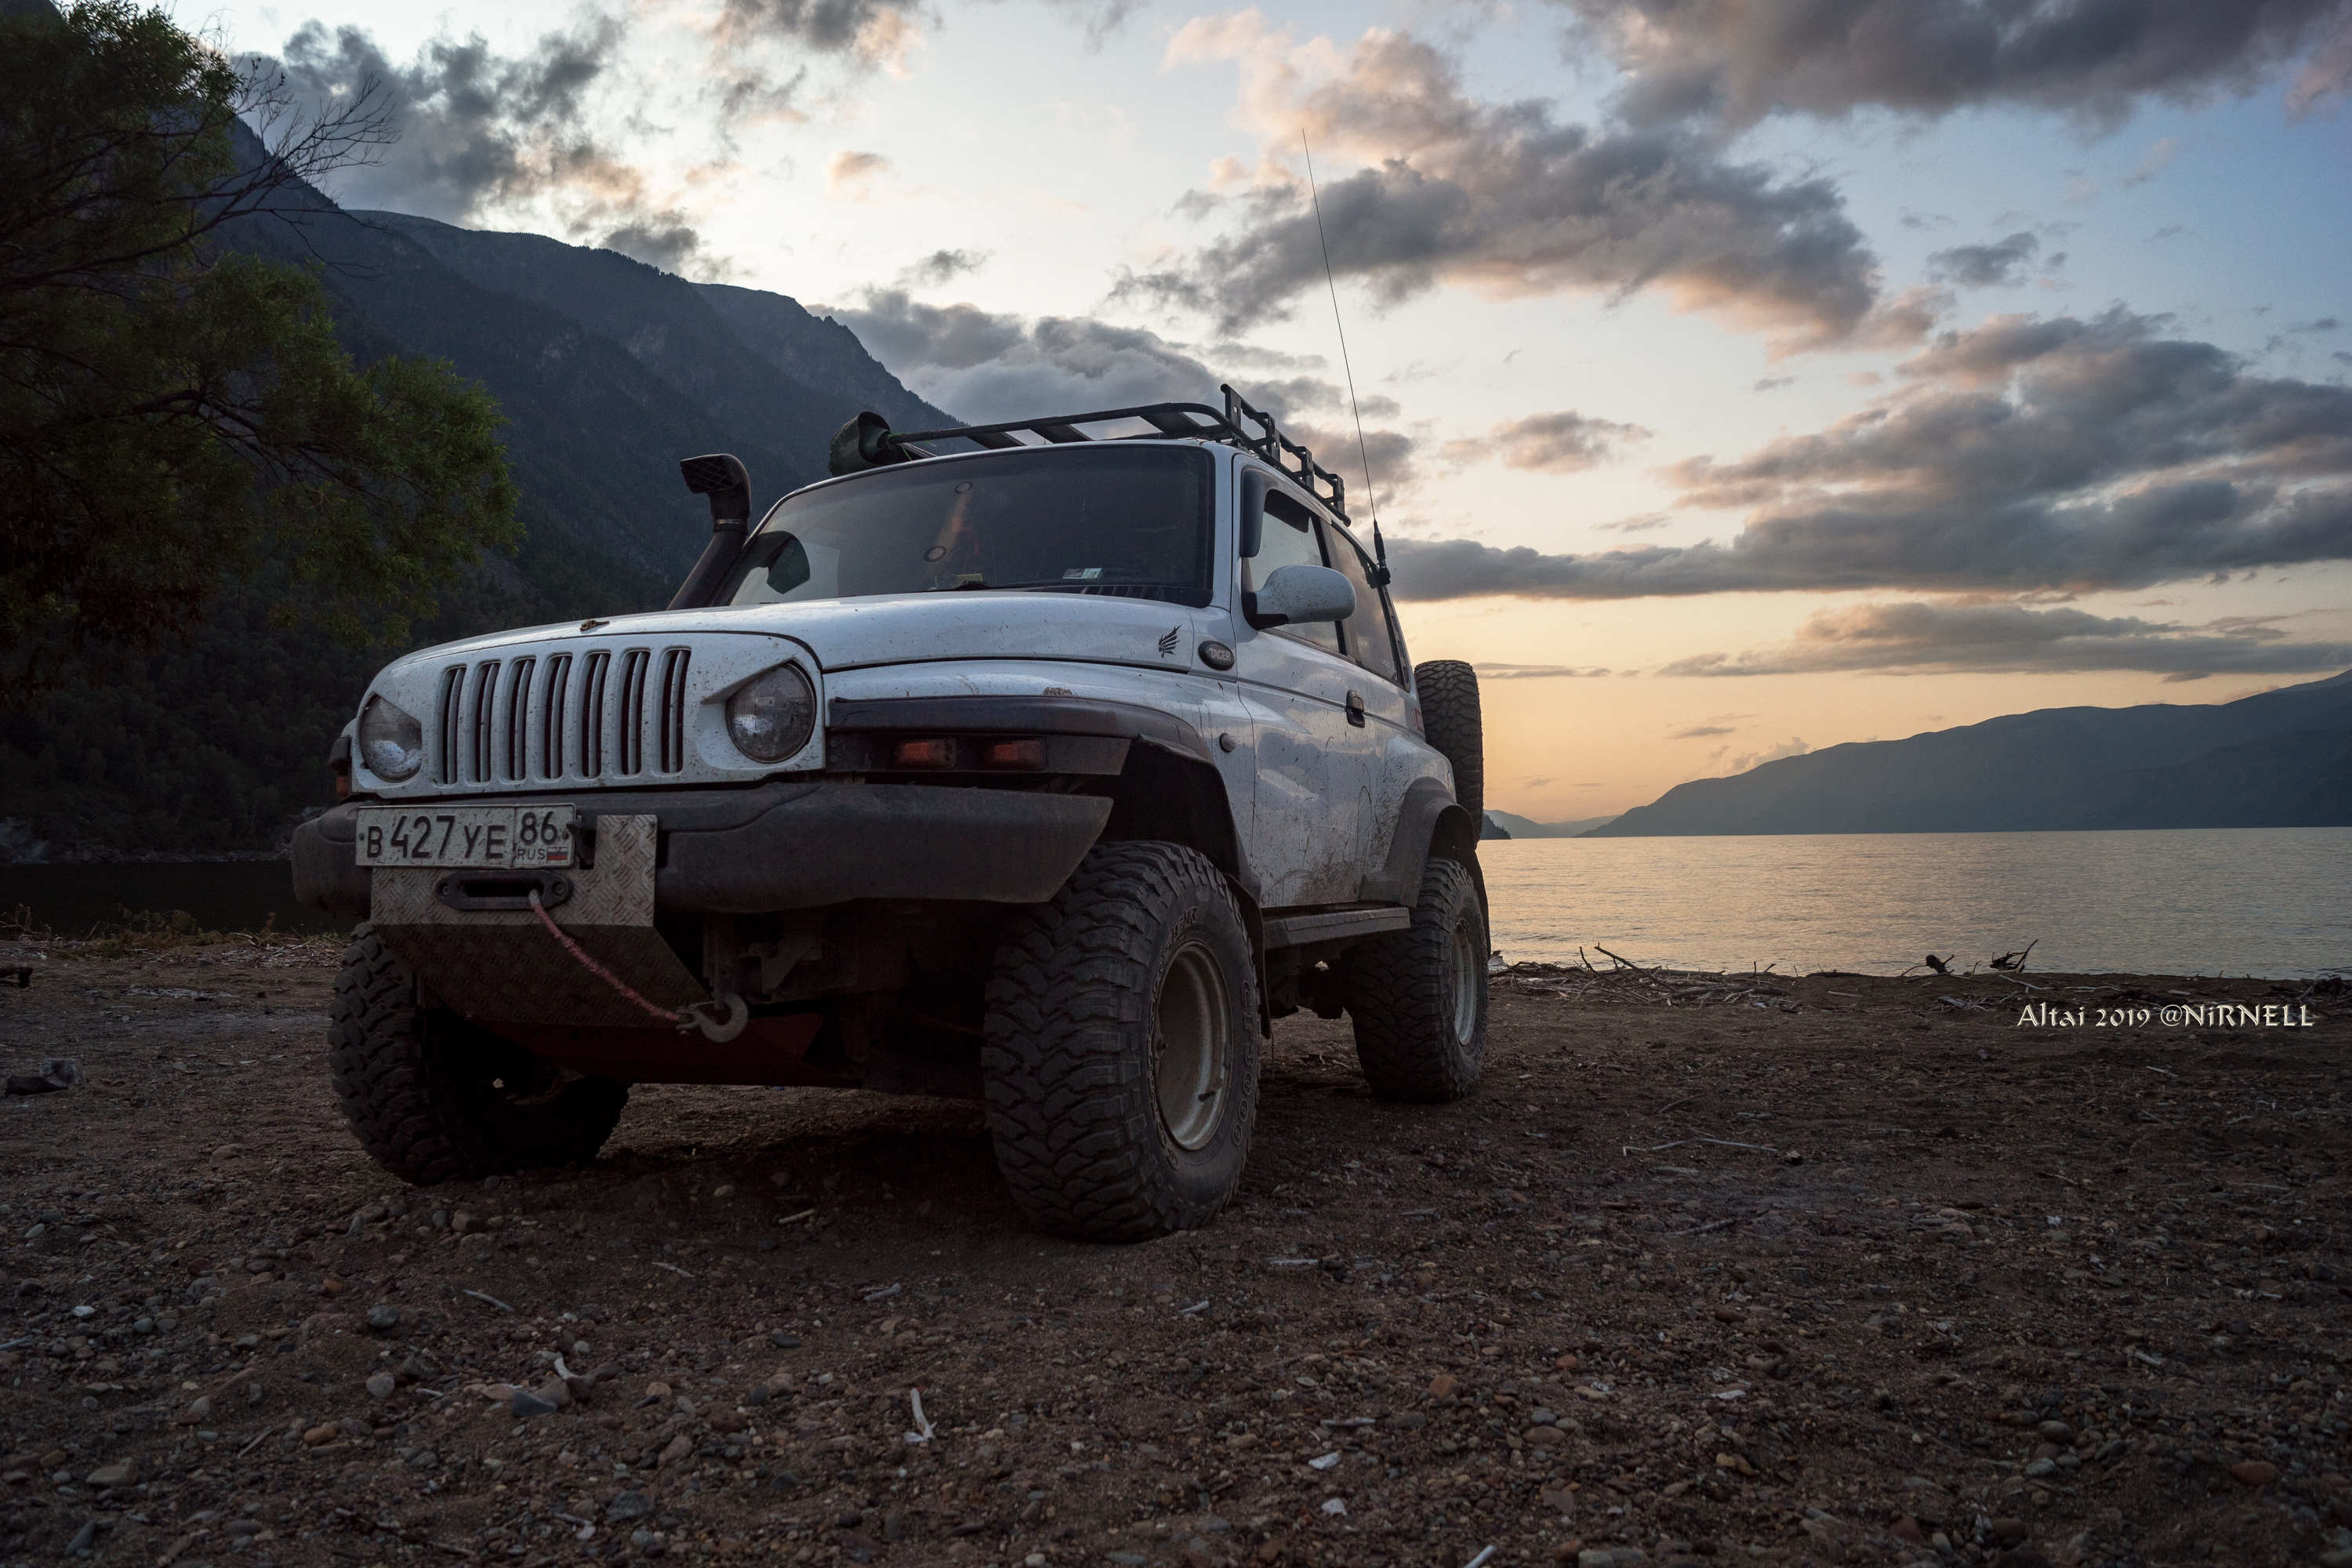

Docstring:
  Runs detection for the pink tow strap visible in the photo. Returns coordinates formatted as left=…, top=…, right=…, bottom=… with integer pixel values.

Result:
left=527, top=887, right=681, bottom=1026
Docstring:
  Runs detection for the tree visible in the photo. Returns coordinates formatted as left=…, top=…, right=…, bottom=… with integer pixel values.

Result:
left=0, top=0, right=518, bottom=684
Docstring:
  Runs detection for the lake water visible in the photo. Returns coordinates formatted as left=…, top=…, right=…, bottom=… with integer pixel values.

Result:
left=1481, top=826, right=2352, bottom=979
left=3, top=826, right=2346, bottom=976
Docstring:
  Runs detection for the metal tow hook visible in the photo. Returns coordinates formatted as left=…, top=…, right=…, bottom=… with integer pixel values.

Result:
left=680, top=993, right=750, bottom=1042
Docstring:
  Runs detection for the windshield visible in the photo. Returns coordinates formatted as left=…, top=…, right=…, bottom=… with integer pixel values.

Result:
left=720, top=445, right=1214, bottom=608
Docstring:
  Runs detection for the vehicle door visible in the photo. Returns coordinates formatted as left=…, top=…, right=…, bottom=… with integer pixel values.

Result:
left=1322, top=524, right=1417, bottom=885
left=1226, top=468, right=1381, bottom=908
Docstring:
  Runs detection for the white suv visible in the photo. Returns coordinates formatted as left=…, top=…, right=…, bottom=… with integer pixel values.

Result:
left=294, top=388, right=1489, bottom=1240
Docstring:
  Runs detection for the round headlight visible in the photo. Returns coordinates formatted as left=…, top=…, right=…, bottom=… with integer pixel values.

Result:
left=725, top=663, right=816, bottom=763
left=357, top=695, right=425, bottom=781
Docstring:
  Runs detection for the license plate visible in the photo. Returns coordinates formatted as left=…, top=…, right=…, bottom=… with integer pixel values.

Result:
left=354, top=806, right=575, bottom=869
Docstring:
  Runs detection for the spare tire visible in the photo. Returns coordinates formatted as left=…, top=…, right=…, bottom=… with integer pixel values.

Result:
left=1413, top=659, right=1484, bottom=820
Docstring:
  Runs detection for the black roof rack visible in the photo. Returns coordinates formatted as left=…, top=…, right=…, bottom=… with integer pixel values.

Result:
left=880, top=383, right=1352, bottom=523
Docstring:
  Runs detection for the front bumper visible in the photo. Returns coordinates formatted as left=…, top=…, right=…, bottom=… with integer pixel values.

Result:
left=290, top=780, right=1114, bottom=917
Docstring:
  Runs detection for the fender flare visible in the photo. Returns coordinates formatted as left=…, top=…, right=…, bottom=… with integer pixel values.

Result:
left=1360, top=774, right=1481, bottom=906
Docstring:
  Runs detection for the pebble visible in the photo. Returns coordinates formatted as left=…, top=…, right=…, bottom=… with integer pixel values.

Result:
left=1428, top=1373, right=1461, bottom=1399
left=1526, top=1425, right=1569, bottom=1448
left=303, top=1423, right=339, bottom=1446
left=365, top=1372, right=396, bottom=1400
left=606, top=1491, right=652, bottom=1521
left=2230, top=1459, right=2279, bottom=1487
left=85, top=1461, right=136, bottom=1488
left=510, top=1389, right=559, bottom=1419
left=659, top=1434, right=693, bottom=1467
left=365, top=1304, right=401, bottom=1333
left=2037, top=1420, right=2075, bottom=1444
left=1580, top=1550, right=1649, bottom=1567
left=1318, top=1497, right=1346, bottom=1515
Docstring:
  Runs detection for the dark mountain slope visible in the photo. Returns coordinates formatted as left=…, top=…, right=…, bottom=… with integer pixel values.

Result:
left=696, top=282, right=949, bottom=432
left=1592, top=671, right=2352, bottom=837
left=2, top=119, right=964, bottom=857
left=355, top=212, right=953, bottom=481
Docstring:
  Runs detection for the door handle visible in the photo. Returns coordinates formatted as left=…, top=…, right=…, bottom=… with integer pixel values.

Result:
left=1345, top=689, right=1367, bottom=727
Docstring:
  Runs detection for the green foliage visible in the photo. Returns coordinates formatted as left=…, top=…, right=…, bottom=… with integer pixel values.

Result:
left=0, top=0, right=517, bottom=673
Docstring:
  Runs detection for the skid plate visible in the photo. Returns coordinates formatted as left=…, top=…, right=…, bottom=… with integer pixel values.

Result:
left=369, top=815, right=707, bottom=1027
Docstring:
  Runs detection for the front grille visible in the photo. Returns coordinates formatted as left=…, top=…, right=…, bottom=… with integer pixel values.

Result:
left=430, top=644, right=695, bottom=789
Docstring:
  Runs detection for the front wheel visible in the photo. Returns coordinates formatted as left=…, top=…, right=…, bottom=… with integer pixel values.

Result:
left=328, top=926, right=629, bottom=1185
left=982, top=841, right=1262, bottom=1241
left=1345, top=855, right=1487, bottom=1102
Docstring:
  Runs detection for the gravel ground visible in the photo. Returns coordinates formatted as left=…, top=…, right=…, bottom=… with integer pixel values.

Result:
left=0, top=931, right=2347, bottom=1568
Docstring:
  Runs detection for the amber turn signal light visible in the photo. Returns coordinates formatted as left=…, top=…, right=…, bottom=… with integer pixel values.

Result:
left=978, top=738, right=1046, bottom=770
left=890, top=737, right=957, bottom=768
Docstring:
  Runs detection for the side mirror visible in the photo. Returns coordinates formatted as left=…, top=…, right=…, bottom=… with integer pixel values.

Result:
left=1245, top=563, right=1356, bottom=630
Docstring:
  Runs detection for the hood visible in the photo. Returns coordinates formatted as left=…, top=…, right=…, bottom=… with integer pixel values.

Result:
left=405, top=591, right=1226, bottom=676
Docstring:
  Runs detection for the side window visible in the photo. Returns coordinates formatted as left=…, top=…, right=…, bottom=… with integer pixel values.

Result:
left=1327, top=534, right=1401, bottom=684
left=1244, top=485, right=1341, bottom=655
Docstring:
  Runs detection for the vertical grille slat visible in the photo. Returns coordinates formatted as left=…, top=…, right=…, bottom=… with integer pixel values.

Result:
left=617, top=649, right=651, bottom=776
left=541, top=655, right=571, bottom=779
left=505, top=658, right=535, bottom=782
left=436, top=666, right=466, bottom=784
left=470, top=662, right=500, bottom=784
left=657, top=648, right=691, bottom=773
left=579, top=651, right=610, bottom=778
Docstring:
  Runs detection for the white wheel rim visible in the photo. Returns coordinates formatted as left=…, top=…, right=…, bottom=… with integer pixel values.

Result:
left=1446, top=915, right=1482, bottom=1045
left=1155, top=939, right=1231, bottom=1150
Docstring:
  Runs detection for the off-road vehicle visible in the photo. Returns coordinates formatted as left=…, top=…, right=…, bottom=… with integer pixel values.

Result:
left=293, top=388, right=1488, bottom=1240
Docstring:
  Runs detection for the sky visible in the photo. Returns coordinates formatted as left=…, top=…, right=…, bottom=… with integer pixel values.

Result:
left=208, top=0, right=2352, bottom=819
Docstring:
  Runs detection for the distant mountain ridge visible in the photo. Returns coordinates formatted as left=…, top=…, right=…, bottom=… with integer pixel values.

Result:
left=1592, top=671, right=2352, bottom=837
left=1487, top=811, right=1621, bottom=839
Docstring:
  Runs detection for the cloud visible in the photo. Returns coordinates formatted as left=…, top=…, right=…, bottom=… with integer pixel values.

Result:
left=715, top=0, right=925, bottom=69
left=1671, top=724, right=1735, bottom=738
left=1141, top=21, right=1920, bottom=352
left=1658, top=601, right=2352, bottom=681
left=1384, top=308, right=2352, bottom=602
left=272, top=17, right=721, bottom=274
left=1446, top=410, right=1651, bottom=472
left=1474, top=662, right=1615, bottom=678
left=1036, top=0, right=1152, bottom=48
left=894, top=248, right=989, bottom=289
left=1926, top=231, right=2040, bottom=289
left=2122, top=136, right=2183, bottom=186
left=1557, top=0, right=2352, bottom=129
left=825, top=149, right=893, bottom=199
left=824, top=291, right=1421, bottom=487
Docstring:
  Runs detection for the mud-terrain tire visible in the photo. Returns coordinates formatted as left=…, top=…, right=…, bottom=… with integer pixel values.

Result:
left=1413, top=659, right=1484, bottom=821
left=982, top=841, right=1262, bottom=1241
left=1345, top=855, right=1487, bottom=1102
left=328, top=926, right=628, bottom=1185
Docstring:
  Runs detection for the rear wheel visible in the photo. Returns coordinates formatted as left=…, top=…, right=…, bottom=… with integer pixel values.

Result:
left=328, top=926, right=629, bottom=1185
left=982, top=841, right=1261, bottom=1241
left=1345, top=855, right=1487, bottom=1102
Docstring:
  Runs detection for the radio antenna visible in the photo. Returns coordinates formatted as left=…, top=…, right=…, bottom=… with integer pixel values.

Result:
left=1301, top=130, right=1388, bottom=583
